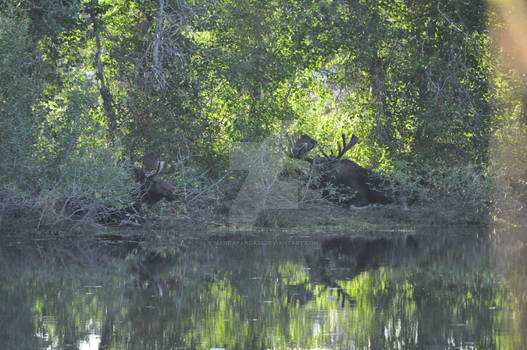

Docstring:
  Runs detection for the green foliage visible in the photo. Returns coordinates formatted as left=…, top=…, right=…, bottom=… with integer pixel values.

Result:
left=0, top=11, right=41, bottom=192
left=37, top=72, right=107, bottom=181
left=34, top=146, right=136, bottom=226
left=51, top=148, right=133, bottom=203
left=0, top=0, right=518, bottom=221
left=387, top=162, right=492, bottom=208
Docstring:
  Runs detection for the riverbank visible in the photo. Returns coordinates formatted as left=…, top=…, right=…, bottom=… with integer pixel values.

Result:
left=1, top=196, right=490, bottom=240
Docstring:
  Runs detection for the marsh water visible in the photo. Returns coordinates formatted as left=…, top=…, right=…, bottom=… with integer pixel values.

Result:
left=0, top=227, right=526, bottom=350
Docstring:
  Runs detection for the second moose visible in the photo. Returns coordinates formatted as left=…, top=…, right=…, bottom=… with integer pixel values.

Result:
left=132, top=151, right=176, bottom=206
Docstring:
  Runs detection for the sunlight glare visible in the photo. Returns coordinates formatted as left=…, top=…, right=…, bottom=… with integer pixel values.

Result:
left=79, top=334, right=101, bottom=350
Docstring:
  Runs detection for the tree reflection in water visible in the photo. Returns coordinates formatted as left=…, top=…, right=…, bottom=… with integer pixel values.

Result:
left=0, top=229, right=525, bottom=349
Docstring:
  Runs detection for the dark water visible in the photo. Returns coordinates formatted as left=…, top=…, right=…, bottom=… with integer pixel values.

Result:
left=0, top=228, right=525, bottom=350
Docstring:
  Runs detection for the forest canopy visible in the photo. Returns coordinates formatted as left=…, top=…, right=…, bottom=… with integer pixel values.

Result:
left=0, top=0, right=524, bottom=222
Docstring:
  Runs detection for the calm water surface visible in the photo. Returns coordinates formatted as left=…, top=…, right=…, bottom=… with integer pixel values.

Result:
left=0, top=227, right=525, bottom=350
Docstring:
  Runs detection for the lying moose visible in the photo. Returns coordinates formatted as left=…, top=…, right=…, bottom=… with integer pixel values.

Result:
left=98, top=152, right=176, bottom=225
left=132, top=151, right=176, bottom=206
left=286, top=133, right=412, bottom=207
left=48, top=152, right=176, bottom=227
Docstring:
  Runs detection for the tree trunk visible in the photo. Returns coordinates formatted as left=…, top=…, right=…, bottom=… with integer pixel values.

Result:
left=94, top=23, right=117, bottom=139
left=153, top=0, right=164, bottom=72
left=369, top=52, right=388, bottom=143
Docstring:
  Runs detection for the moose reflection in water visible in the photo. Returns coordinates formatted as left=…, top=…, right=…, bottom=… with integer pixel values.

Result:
left=300, top=234, right=420, bottom=307
left=286, top=133, right=415, bottom=208
left=319, top=235, right=419, bottom=272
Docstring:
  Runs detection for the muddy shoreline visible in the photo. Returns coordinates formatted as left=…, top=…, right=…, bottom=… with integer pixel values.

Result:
left=1, top=197, right=489, bottom=240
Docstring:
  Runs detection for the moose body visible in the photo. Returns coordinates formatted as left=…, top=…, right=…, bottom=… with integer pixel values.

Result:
left=316, top=157, right=391, bottom=206
left=288, top=134, right=395, bottom=207
left=133, top=152, right=175, bottom=206
left=100, top=152, right=176, bottom=226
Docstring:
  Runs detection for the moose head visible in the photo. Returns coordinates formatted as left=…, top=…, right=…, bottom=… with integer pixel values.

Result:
left=140, top=151, right=174, bottom=175
left=133, top=151, right=175, bottom=205
left=287, top=134, right=317, bottom=161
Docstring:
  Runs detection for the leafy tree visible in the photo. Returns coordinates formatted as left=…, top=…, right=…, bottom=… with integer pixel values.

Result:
left=0, top=10, right=41, bottom=191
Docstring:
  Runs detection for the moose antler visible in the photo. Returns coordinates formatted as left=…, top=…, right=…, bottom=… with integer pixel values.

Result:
left=319, top=148, right=332, bottom=159
left=335, top=133, right=358, bottom=159
left=318, top=134, right=358, bottom=160
left=284, top=133, right=357, bottom=162
left=141, top=151, right=175, bottom=178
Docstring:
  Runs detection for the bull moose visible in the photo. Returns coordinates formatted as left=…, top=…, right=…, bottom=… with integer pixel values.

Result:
left=38, top=152, right=176, bottom=227
left=132, top=151, right=176, bottom=206
left=286, top=133, right=410, bottom=207
left=98, top=152, right=176, bottom=226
